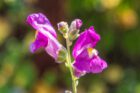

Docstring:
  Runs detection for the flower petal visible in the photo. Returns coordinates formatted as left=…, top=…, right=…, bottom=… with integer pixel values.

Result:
left=30, top=32, right=48, bottom=53
left=73, top=67, right=86, bottom=78
left=90, top=56, right=107, bottom=73
left=44, top=31, right=63, bottom=60
left=73, top=48, right=107, bottom=77
left=72, top=26, right=100, bottom=58
left=73, top=49, right=92, bottom=73
left=26, top=13, right=57, bottom=37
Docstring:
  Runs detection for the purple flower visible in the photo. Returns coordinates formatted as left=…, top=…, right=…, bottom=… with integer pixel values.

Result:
left=72, top=26, right=100, bottom=58
left=72, top=26, right=107, bottom=77
left=26, top=13, right=65, bottom=61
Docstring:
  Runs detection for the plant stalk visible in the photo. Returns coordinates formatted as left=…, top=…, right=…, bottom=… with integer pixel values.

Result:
left=66, top=36, right=77, bottom=93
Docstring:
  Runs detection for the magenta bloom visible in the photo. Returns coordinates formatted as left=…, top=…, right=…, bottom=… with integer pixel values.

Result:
left=73, top=26, right=100, bottom=58
left=72, top=26, right=107, bottom=77
left=26, top=13, right=64, bottom=60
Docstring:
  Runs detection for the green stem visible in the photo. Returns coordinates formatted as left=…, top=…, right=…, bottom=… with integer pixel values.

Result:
left=66, top=36, right=77, bottom=93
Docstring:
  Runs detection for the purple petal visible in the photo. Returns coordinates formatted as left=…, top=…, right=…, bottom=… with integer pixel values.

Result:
left=44, top=31, right=63, bottom=60
left=72, top=26, right=100, bottom=58
left=30, top=32, right=48, bottom=53
left=73, top=48, right=107, bottom=77
left=30, top=27, right=64, bottom=60
left=90, top=56, right=107, bottom=73
left=73, top=49, right=92, bottom=73
left=73, top=67, right=86, bottom=78
left=26, top=13, right=57, bottom=37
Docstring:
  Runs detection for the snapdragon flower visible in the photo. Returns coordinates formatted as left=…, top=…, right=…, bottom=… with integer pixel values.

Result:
left=26, top=13, right=108, bottom=93
left=26, top=13, right=66, bottom=62
left=72, top=26, right=107, bottom=77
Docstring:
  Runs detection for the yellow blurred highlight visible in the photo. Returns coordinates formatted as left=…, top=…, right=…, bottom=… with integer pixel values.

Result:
left=0, top=75, right=7, bottom=87
left=14, top=75, right=27, bottom=88
left=89, top=82, right=108, bottom=93
left=101, top=0, right=121, bottom=9
left=23, top=32, right=35, bottom=53
left=116, top=9, right=138, bottom=29
left=2, top=63, right=14, bottom=78
left=104, top=64, right=123, bottom=84
left=4, top=0, right=15, bottom=3
left=135, top=84, right=140, bottom=93
left=0, top=17, right=11, bottom=45
left=77, top=86, right=86, bottom=93
left=23, top=31, right=34, bottom=47
left=32, top=80, right=58, bottom=93
left=0, top=63, right=15, bottom=87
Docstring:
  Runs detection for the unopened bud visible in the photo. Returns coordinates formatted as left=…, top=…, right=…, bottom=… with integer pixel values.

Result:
left=56, top=47, right=67, bottom=63
left=69, top=19, right=82, bottom=41
left=57, top=21, right=69, bottom=35
left=68, top=30, right=79, bottom=41
left=69, top=19, right=82, bottom=31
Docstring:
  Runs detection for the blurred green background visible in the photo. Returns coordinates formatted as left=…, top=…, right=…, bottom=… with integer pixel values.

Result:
left=0, top=0, right=140, bottom=93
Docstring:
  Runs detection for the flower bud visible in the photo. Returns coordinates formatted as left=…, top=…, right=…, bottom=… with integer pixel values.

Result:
left=57, top=21, right=69, bottom=35
left=68, top=30, right=79, bottom=41
left=69, top=19, right=82, bottom=31
left=69, top=19, right=82, bottom=41
left=56, top=47, right=67, bottom=63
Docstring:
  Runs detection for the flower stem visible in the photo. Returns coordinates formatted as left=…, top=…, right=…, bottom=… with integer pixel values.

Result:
left=66, top=36, right=77, bottom=93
